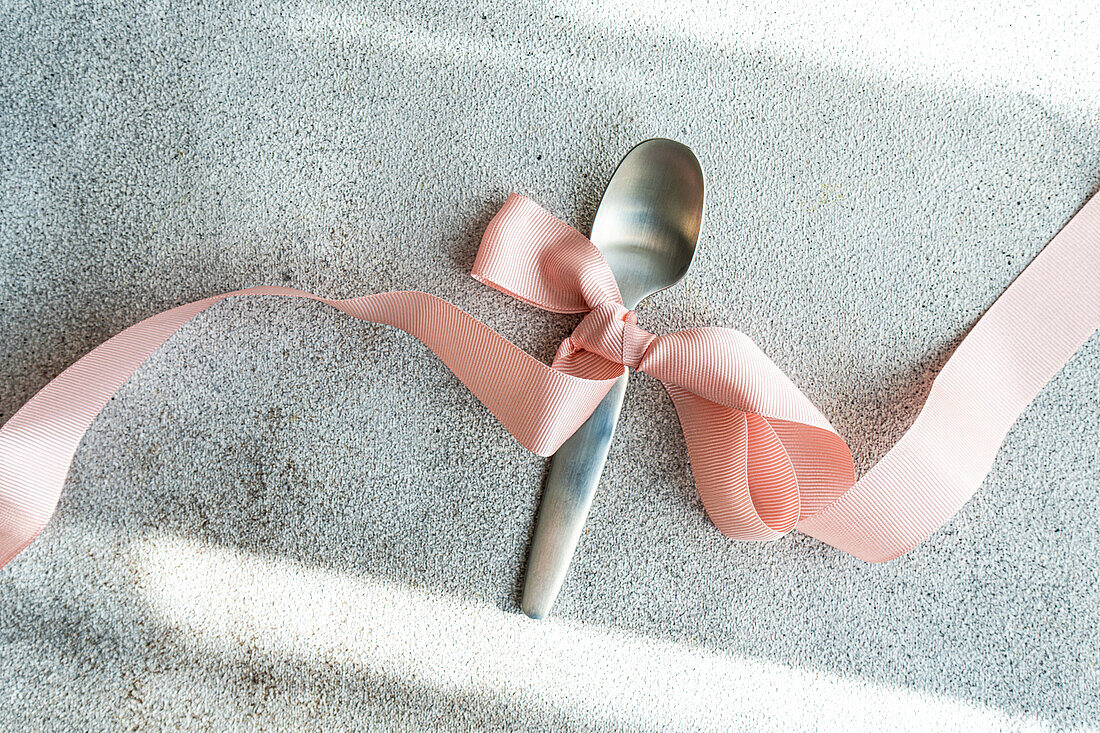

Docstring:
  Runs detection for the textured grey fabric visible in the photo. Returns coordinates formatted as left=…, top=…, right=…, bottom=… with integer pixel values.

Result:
left=1, top=1, right=1098, bottom=730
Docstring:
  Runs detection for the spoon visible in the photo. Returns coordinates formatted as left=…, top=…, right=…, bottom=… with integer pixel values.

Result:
left=521, top=139, right=705, bottom=619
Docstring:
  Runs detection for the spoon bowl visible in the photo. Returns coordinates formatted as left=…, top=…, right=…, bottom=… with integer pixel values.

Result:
left=590, top=139, right=704, bottom=308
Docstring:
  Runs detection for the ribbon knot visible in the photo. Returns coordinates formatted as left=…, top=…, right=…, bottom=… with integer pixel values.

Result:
left=558, top=301, right=657, bottom=370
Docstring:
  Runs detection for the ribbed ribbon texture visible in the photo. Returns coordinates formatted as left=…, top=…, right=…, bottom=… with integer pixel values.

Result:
left=2, top=191, right=1098, bottom=568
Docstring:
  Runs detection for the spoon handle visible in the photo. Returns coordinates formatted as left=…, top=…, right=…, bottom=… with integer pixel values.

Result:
left=520, top=372, right=629, bottom=619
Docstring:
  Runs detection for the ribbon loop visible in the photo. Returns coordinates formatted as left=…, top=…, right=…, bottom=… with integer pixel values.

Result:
left=472, top=194, right=621, bottom=313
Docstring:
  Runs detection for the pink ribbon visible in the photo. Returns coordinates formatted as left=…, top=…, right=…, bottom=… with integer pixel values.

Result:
left=2, top=191, right=1098, bottom=568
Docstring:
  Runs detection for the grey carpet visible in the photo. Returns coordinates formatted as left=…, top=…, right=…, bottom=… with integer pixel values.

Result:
left=1, top=1, right=1098, bottom=731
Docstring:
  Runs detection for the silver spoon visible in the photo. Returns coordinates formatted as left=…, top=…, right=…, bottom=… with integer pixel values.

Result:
left=521, top=139, right=705, bottom=619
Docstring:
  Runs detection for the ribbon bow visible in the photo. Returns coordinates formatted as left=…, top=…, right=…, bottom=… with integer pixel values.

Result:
left=1, top=192, right=1098, bottom=569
